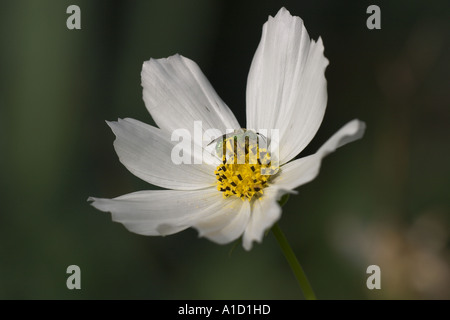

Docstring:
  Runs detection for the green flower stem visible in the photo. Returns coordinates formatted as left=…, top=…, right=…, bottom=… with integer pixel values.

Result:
left=271, top=223, right=317, bottom=300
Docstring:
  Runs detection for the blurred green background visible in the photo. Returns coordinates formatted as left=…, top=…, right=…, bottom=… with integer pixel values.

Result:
left=1, top=0, right=449, bottom=299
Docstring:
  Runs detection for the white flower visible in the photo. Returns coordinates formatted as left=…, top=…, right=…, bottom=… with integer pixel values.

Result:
left=89, top=8, right=365, bottom=250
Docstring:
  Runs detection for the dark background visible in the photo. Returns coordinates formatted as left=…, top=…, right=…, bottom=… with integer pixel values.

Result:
left=0, top=0, right=449, bottom=299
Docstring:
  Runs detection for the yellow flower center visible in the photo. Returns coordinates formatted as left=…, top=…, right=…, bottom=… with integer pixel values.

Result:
left=214, top=134, right=278, bottom=201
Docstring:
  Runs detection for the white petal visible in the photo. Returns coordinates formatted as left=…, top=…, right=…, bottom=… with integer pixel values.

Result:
left=89, top=187, right=229, bottom=236
left=242, top=188, right=283, bottom=251
left=316, top=119, right=366, bottom=157
left=246, top=8, right=329, bottom=165
left=198, top=200, right=251, bottom=244
left=108, top=118, right=216, bottom=190
left=142, top=54, right=240, bottom=140
left=273, top=120, right=366, bottom=190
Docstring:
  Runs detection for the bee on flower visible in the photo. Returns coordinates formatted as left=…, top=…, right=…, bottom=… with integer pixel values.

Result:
left=89, top=8, right=365, bottom=251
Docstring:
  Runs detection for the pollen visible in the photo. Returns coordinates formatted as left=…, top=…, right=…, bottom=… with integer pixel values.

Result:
left=214, top=136, right=279, bottom=201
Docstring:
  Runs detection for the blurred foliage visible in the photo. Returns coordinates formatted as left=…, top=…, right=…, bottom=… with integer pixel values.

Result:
left=0, top=0, right=449, bottom=299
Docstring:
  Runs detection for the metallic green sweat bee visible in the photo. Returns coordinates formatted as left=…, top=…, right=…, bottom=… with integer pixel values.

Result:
left=208, top=129, right=267, bottom=160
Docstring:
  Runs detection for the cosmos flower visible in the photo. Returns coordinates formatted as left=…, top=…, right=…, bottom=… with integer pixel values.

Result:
left=89, top=8, right=365, bottom=250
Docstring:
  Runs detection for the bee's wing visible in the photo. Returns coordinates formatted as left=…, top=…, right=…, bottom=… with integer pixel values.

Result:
left=207, top=136, right=220, bottom=147
left=207, top=134, right=229, bottom=146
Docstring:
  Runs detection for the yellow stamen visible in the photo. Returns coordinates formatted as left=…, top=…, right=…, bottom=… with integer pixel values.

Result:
left=214, top=135, right=279, bottom=201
